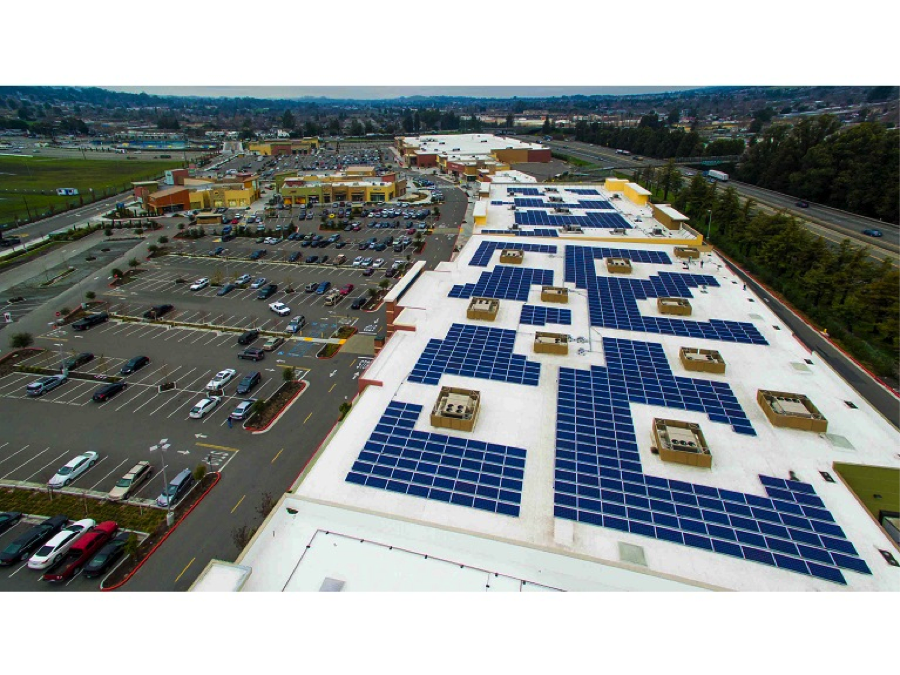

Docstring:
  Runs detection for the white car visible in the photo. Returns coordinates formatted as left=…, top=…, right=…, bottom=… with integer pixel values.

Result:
left=264, top=237, right=278, bottom=245
left=28, top=519, right=95, bottom=570
left=372, top=258, right=385, bottom=268
left=206, top=369, right=237, bottom=391
left=352, top=256, right=363, bottom=267
left=189, top=396, right=221, bottom=419
left=190, top=278, right=210, bottom=291
left=269, top=302, right=290, bottom=316
left=236, top=274, right=252, bottom=284
left=48, top=451, right=99, bottom=488
left=250, top=277, right=267, bottom=289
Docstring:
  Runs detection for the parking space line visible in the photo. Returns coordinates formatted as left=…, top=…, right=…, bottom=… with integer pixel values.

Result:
left=86, top=457, right=128, bottom=492
left=114, top=384, right=154, bottom=411
left=0, top=372, right=32, bottom=396
left=19, top=447, right=65, bottom=482
left=0, top=444, right=30, bottom=471
left=271, top=448, right=283, bottom=464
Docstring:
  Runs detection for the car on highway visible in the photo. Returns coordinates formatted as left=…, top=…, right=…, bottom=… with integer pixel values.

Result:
left=189, top=396, right=221, bottom=419
left=92, top=380, right=128, bottom=402
left=217, top=283, right=237, bottom=296
left=27, top=518, right=96, bottom=570
left=119, top=356, right=149, bottom=375
left=795, top=200, right=810, bottom=208
left=257, top=284, right=278, bottom=300
left=339, top=283, right=355, bottom=296
left=262, top=336, right=284, bottom=352
left=206, top=369, right=237, bottom=391
left=230, top=399, right=256, bottom=420
left=269, top=302, right=290, bottom=316
left=190, top=278, right=210, bottom=291
left=238, top=348, right=265, bottom=361
left=143, top=304, right=174, bottom=320
left=236, top=274, right=252, bottom=285
left=71, top=312, right=109, bottom=331
left=26, top=374, right=67, bottom=397
left=286, top=315, right=306, bottom=333
left=156, top=468, right=195, bottom=508
left=0, top=515, right=68, bottom=566
left=42, top=521, right=119, bottom=583
left=83, top=531, right=132, bottom=578
left=48, top=451, right=99, bottom=488
left=862, top=229, right=883, bottom=237
left=0, top=512, right=22, bottom=535
left=60, top=352, right=94, bottom=372
left=107, top=462, right=153, bottom=502
left=236, top=371, right=261, bottom=395
left=238, top=329, right=259, bottom=345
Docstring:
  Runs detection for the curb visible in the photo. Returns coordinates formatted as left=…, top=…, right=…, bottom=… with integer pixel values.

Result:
left=100, top=472, right=221, bottom=592
left=246, top=380, right=309, bottom=434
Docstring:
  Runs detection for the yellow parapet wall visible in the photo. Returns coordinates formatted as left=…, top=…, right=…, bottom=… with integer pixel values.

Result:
left=624, top=182, right=651, bottom=206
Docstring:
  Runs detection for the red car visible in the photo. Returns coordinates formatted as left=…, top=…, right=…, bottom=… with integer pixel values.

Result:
left=230, top=218, right=240, bottom=225
left=339, top=284, right=355, bottom=296
left=41, top=521, right=118, bottom=582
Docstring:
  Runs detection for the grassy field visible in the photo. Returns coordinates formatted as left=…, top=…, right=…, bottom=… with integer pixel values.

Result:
left=0, top=155, right=184, bottom=224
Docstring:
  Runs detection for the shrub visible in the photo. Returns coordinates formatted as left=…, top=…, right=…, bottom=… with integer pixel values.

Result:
left=128, top=257, right=140, bottom=268
left=158, top=236, right=169, bottom=244
left=9, top=332, right=34, bottom=349
left=85, top=291, right=96, bottom=300
left=282, top=366, right=295, bottom=383
left=104, top=228, right=113, bottom=237
left=193, top=464, right=207, bottom=482
left=110, top=268, right=123, bottom=279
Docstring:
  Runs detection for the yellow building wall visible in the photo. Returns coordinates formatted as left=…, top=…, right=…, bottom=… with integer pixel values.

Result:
left=605, top=178, right=628, bottom=192
left=624, top=183, right=650, bottom=206
left=248, top=143, right=272, bottom=156
left=189, top=192, right=209, bottom=210
left=493, top=148, right=529, bottom=164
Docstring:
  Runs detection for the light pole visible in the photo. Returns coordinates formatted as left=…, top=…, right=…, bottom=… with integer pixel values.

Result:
left=150, top=438, right=175, bottom=526
left=706, top=209, right=712, bottom=243
left=54, top=343, right=64, bottom=372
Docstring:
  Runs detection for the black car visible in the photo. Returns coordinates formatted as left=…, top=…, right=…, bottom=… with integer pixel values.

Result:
left=249, top=249, right=266, bottom=260
left=71, top=312, right=109, bottom=331
left=351, top=296, right=368, bottom=310
left=0, top=236, right=22, bottom=248
left=320, top=255, right=329, bottom=264
left=305, top=255, right=319, bottom=264
left=236, top=371, right=261, bottom=395
left=0, top=514, right=68, bottom=565
left=238, top=348, right=265, bottom=361
left=120, top=356, right=150, bottom=375
left=257, top=284, right=278, bottom=300
left=143, top=304, right=174, bottom=320
left=0, top=512, right=23, bottom=535
left=210, top=247, right=225, bottom=256
left=60, top=352, right=94, bottom=372
left=93, top=381, right=128, bottom=402
left=796, top=200, right=810, bottom=208
left=238, top=329, right=260, bottom=346
left=217, top=283, right=237, bottom=296
left=288, top=252, right=301, bottom=262
left=83, top=532, right=132, bottom=578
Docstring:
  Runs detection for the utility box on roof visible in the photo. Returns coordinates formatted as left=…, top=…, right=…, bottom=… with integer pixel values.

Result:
left=657, top=297, right=692, bottom=316
left=534, top=332, right=569, bottom=355
left=499, top=249, right=523, bottom=265
left=674, top=246, right=700, bottom=259
left=653, top=419, right=712, bottom=468
left=467, top=297, right=499, bottom=322
left=540, top=286, right=568, bottom=304
left=430, top=387, right=481, bottom=433
left=757, top=390, right=828, bottom=432
left=606, top=257, right=633, bottom=274
left=680, top=347, right=726, bottom=374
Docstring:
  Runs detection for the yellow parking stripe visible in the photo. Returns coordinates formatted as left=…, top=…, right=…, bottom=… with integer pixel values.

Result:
left=195, top=442, right=239, bottom=452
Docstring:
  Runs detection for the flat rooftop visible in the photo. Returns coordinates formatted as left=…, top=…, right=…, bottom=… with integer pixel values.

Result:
left=400, top=133, right=546, bottom=158
left=197, top=181, right=900, bottom=592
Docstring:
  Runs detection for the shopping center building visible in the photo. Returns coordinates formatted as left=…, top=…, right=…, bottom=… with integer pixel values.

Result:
left=396, top=133, right=552, bottom=180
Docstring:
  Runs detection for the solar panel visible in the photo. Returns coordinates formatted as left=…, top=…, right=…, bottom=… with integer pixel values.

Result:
left=566, top=188, right=600, bottom=195
left=553, top=339, right=871, bottom=585
left=480, top=229, right=560, bottom=238
left=450, top=265, right=554, bottom=302
left=520, top=305, right=572, bottom=326
left=408, top=323, right=542, bottom=386
left=346, top=401, right=527, bottom=516
left=469, top=240, right=557, bottom=267
left=507, top=187, right=539, bottom=195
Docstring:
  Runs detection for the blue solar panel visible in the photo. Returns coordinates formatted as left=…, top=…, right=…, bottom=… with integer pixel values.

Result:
left=554, top=342, right=871, bottom=585
left=507, top=187, right=539, bottom=195
left=480, top=229, right=560, bottom=237
left=514, top=210, right=631, bottom=229
left=566, top=188, right=600, bottom=195
left=408, top=323, right=542, bottom=386
left=346, top=401, right=527, bottom=515
left=469, top=240, right=557, bottom=267
left=564, top=245, right=768, bottom=345
left=450, top=265, right=554, bottom=302
left=576, top=201, right=615, bottom=210
left=520, top=305, right=572, bottom=326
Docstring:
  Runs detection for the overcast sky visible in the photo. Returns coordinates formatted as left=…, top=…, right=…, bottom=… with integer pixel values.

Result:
left=104, top=86, right=697, bottom=100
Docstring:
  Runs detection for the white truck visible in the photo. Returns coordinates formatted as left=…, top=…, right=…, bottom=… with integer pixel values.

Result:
left=706, top=169, right=729, bottom=182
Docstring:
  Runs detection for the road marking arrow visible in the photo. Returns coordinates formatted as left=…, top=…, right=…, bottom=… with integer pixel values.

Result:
left=195, top=433, right=207, bottom=439
left=177, top=450, right=190, bottom=455
left=330, top=370, right=337, bottom=377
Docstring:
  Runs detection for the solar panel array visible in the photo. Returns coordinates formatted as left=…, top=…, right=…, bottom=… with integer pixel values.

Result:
left=346, top=401, right=527, bottom=516
left=490, top=200, right=514, bottom=206
left=408, top=323, right=542, bottom=386
left=507, top=187, right=540, bottom=195
left=515, top=211, right=632, bottom=229
left=469, top=240, right=558, bottom=267
left=515, top=198, right=583, bottom=209
left=480, top=229, right=560, bottom=238
left=450, top=265, right=554, bottom=301
left=520, top=305, right=573, bottom=326
left=566, top=188, right=600, bottom=195
left=577, top=200, right=614, bottom=210
left=565, top=246, right=767, bottom=345
left=554, top=344, right=871, bottom=585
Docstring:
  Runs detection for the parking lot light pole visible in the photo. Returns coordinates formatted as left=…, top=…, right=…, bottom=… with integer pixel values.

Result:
left=150, top=439, right=174, bottom=527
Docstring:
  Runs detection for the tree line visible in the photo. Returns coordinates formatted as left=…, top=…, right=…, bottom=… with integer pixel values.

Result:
left=571, top=119, right=746, bottom=159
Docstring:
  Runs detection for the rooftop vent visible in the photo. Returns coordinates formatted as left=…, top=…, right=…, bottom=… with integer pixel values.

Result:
left=499, top=249, right=524, bottom=265
left=757, top=390, right=828, bottom=432
left=534, top=331, right=569, bottom=355
left=674, top=246, right=700, bottom=259
left=679, top=347, right=726, bottom=374
left=541, top=286, right=569, bottom=304
left=612, top=227, right=628, bottom=235
left=657, top=297, right=692, bottom=316
left=606, top=257, right=633, bottom=275
left=653, top=419, right=712, bottom=468
left=467, top=296, right=499, bottom=322
left=430, top=386, right=481, bottom=432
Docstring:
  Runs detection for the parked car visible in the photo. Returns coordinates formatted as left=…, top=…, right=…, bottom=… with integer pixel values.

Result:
left=339, top=284, right=355, bottom=296
left=156, top=469, right=195, bottom=507
left=211, top=247, right=225, bottom=256
left=230, top=399, right=256, bottom=420
left=351, top=296, right=368, bottom=310
left=250, top=277, right=267, bottom=289
left=316, top=281, right=332, bottom=295
left=48, top=451, right=99, bottom=488
left=206, top=369, right=237, bottom=391
left=217, top=283, right=237, bottom=296
left=27, top=519, right=95, bottom=570
left=352, top=256, right=364, bottom=267
left=257, top=284, right=278, bottom=300
left=372, top=258, right=385, bottom=268
left=286, top=315, right=306, bottom=333
left=142, top=304, right=173, bottom=319
left=60, top=352, right=94, bottom=372
left=362, top=267, right=375, bottom=277
left=0, top=515, right=68, bottom=566
left=92, top=380, right=128, bottom=402
left=0, top=512, right=22, bottom=535
left=107, top=461, right=153, bottom=501
left=288, top=251, right=301, bottom=262
left=26, top=374, right=67, bottom=397
left=262, top=336, right=284, bottom=352
left=238, top=348, right=265, bottom=361
left=236, top=371, right=261, bottom=395
left=269, top=302, right=290, bottom=316
left=42, top=521, right=119, bottom=582
left=249, top=249, right=266, bottom=260
left=83, top=531, right=132, bottom=578
left=71, top=312, right=109, bottom=331
left=189, top=396, right=221, bottom=419
left=119, top=356, right=149, bottom=375
left=237, top=329, right=259, bottom=346
left=236, top=274, right=252, bottom=285
left=190, top=278, right=210, bottom=291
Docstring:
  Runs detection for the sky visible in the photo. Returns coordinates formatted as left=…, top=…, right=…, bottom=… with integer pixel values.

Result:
left=104, top=86, right=698, bottom=101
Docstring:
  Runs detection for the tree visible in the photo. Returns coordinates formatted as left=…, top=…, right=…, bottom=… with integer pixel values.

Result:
left=282, top=366, right=296, bottom=383
left=281, top=109, right=295, bottom=130
left=231, top=525, right=257, bottom=551
left=9, top=332, right=33, bottom=349
left=110, top=267, right=123, bottom=279
left=667, top=109, right=680, bottom=126
left=193, top=463, right=207, bottom=482
left=158, top=236, right=168, bottom=244
left=128, top=257, right=139, bottom=269
left=256, top=492, right=277, bottom=518
left=85, top=291, right=96, bottom=300
left=104, top=228, right=113, bottom=237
